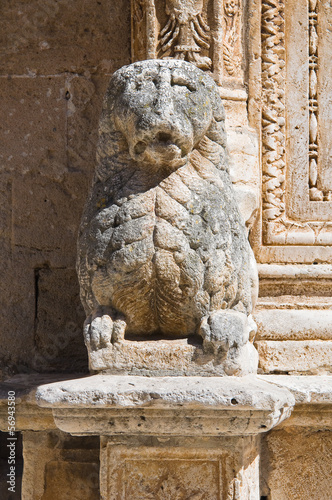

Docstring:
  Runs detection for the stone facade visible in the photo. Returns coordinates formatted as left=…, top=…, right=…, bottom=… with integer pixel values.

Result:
left=0, top=0, right=332, bottom=498
left=0, top=0, right=131, bottom=378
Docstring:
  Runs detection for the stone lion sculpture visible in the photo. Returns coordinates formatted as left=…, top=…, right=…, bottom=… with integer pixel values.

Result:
left=77, top=59, right=258, bottom=374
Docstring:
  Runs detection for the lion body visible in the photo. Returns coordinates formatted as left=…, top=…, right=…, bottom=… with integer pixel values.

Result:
left=77, top=60, right=256, bottom=339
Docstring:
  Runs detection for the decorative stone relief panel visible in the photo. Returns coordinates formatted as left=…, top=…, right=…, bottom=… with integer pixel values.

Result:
left=100, top=438, right=260, bottom=500
left=131, top=0, right=244, bottom=87
left=252, top=0, right=332, bottom=263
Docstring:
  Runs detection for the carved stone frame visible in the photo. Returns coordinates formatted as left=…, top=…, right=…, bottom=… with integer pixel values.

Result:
left=131, top=0, right=244, bottom=89
left=248, top=0, right=332, bottom=264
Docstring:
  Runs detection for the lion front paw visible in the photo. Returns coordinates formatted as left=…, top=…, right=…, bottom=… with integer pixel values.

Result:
left=199, top=310, right=249, bottom=355
left=83, top=307, right=126, bottom=351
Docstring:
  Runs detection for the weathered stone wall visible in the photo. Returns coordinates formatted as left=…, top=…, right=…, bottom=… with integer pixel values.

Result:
left=261, top=428, right=332, bottom=499
left=0, top=0, right=131, bottom=378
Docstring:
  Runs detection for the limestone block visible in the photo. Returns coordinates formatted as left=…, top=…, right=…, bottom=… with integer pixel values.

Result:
left=0, top=260, right=35, bottom=379
left=0, top=374, right=86, bottom=432
left=78, top=59, right=258, bottom=374
left=35, top=375, right=294, bottom=436
left=255, top=309, right=332, bottom=341
left=234, top=184, right=259, bottom=226
left=256, top=340, right=332, bottom=375
left=224, top=104, right=260, bottom=225
left=33, top=268, right=87, bottom=373
left=0, top=174, right=12, bottom=243
left=257, top=263, right=332, bottom=297
left=0, top=76, right=66, bottom=180
left=22, top=430, right=100, bottom=500
left=101, top=435, right=260, bottom=500
left=227, top=128, right=259, bottom=185
left=0, top=175, right=36, bottom=377
left=262, top=428, right=332, bottom=500
left=258, top=374, right=332, bottom=428
left=0, top=0, right=130, bottom=75
left=12, top=172, right=87, bottom=264
left=42, top=462, right=99, bottom=500
left=259, top=375, right=332, bottom=405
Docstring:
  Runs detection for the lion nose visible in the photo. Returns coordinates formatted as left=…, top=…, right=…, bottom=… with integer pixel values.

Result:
left=156, top=132, right=172, bottom=143
left=153, top=90, right=174, bottom=117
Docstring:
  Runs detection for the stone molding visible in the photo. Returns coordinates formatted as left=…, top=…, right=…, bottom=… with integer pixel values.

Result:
left=34, top=375, right=294, bottom=436
left=249, top=0, right=332, bottom=263
left=2, top=374, right=332, bottom=433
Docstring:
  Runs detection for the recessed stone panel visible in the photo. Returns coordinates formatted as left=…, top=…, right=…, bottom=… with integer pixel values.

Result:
left=250, top=0, right=332, bottom=262
left=262, top=428, right=332, bottom=500
left=101, top=438, right=260, bottom=500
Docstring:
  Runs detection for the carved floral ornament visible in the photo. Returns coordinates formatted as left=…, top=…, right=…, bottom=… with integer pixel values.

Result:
left=257, top=0, right=332, bottom=260
left=159, top=0, right=212, bottom=70
left=131, top=0, right=243, bottom=84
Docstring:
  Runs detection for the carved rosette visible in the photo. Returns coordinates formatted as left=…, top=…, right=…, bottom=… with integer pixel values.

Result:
left=131, top=0, right=244, bottom=87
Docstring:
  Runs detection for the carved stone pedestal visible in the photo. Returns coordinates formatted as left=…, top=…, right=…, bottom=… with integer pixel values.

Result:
left=100, top=435, right=260, bottom=499
left=36, top=375, right=294, bottom=499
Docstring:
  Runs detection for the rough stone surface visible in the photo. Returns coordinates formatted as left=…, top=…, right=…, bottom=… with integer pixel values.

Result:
left=101, top=435, right=260, bottom=500
left=259, top=375, right=332, bottom=405
left=22, top=430, right=100, bottom=500
left=0, top=0, right=130, bottom=76
left=0, top=0, right=131, bottom=377
left=261, top=428, right=332, bottom=500
left=34, top=375, right=294, bottom=436
left=256, top=340, right=332, bottom=375
left=33, top=268, right=87, bottom=372
left=0, top=374, right=84, bottom=432
left=77, top=59, right=258, bottom=374
left=35, top=375, right=294, bottom=410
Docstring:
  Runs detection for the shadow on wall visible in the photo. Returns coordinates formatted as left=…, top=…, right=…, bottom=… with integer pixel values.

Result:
left=0, top=0, right=131, bottom=379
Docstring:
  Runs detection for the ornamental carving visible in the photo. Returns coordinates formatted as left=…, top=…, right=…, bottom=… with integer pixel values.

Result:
left=254, top=0, right=332, bottom=262
left=223, top=0, right=241, bottom=77
left=131, top=0, right=244, bottom=86
left=158, top=0, right=212, bottom=70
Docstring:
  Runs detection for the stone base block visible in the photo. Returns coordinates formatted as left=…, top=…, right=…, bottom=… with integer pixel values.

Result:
left=88, top=338, right=258, bottom=377
left=21, top=430, right=100, bottom=500
left=100, top=435, right=260, bottom=500
left=35, top=375, right=294, bottom=436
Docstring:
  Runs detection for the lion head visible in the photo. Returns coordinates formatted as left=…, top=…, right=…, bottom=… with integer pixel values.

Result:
left=95, top=59, right=227, bottom=182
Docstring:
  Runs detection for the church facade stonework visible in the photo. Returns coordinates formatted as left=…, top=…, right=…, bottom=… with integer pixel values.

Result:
left=0, top=1, right=332, bottom=499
